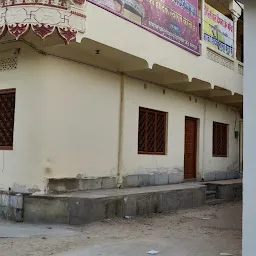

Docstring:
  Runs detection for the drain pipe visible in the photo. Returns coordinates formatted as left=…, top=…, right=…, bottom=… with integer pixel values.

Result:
left=117, top=74, right=125, bottom=188
left=233, top=109, right=242, bottom=177
left=201, top=99, right=207, bottom=181
left=238, top=120, right=241, bottom=175
left=239, top=119, right=243, bottom=177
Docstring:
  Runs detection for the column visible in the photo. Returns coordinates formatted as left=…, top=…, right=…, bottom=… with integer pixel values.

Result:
left=229, top=0, right=242, bottom=59
left=243, top=1, right=256, bottom=255
left=231, top=14, right=238, bottom=59
left=116, top=74, right=125, bottom=187
left=200, top=0, right=205, bottom=40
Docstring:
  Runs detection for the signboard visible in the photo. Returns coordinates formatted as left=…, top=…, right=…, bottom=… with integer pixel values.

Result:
left=204, top=3, right=234, bottom=56
left=89, top=0, right=200, bottom=55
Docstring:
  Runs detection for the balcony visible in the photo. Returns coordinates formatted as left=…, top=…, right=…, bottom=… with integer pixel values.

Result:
left=0, top=0, right=243, bottom=109
left=76, top=0, right=243, bottom=108
left=0, top=0, right=86, bottom=43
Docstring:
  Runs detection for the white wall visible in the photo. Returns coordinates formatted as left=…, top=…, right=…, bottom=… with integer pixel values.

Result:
left=40, top=56, right=120, bottom=179
left=0, top=45, right=120, bottom=192
left=0, top=46, right=45, bottom=193
left=0, top=46, right=240, bottom=193
left=121, top=76, right=239, bottom=178
left=203, top=101, right=239, bottom=174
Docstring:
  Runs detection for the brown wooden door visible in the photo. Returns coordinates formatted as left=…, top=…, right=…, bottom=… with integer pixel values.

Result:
left=184, top=117, right=197, bottom=179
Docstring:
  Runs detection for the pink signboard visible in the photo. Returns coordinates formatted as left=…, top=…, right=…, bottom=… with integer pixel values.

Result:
left=89, top=0, right=200, bottom=55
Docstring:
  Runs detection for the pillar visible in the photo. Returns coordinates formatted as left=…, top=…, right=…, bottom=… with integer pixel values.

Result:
left=200, top=0, right=205, bottom=40
left=243, top=1, right=256, bottom=255
left=231, top=14, right=238, bottom=59
left=229, top=0, right=242, bottom=59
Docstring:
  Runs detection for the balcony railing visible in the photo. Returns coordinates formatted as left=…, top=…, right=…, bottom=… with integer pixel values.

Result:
left=0, top=0, right=68, bottom=8
left=238, top=62, right=244, bottom=75
left=201, top=41, right=243, bottom=76
left=206, top=47, right=235, bottom=70
left=0, top=0, right=86, bottom=42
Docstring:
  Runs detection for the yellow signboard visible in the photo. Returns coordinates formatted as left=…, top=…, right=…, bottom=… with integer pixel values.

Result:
left=204, top=3, right=233, bottom=56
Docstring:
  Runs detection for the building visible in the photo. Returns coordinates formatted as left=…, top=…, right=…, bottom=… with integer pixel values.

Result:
left=242, top=0, right=255, bottom=255
left=0, top=0, right=243, bottom=194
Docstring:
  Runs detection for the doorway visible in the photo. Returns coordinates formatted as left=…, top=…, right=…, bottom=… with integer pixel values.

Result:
left=184, top=117, right=197, bottom=179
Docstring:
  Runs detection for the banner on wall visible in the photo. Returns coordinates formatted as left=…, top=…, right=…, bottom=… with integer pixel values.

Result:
left=89, top=0, right=200, bottom=55
left=204, top=3, right=234, bottom=56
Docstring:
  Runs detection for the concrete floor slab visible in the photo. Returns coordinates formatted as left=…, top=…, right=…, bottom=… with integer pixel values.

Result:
left=203, top=178, right=242, bottom=185
left=35, top=182, right=206, bottom=199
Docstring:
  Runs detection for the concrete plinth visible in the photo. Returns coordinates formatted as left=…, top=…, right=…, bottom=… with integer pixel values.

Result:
left=0, top=192, right=24, bottom=222
left=48, top=177, right=117, bottom=193
left=24, top=183, right=206, bottom=224
left=47, top=172, right=184, bottom=194
left=205, top=179, right=242, bottom=201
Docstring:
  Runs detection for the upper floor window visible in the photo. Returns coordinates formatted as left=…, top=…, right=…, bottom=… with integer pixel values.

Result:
left=213, top=122, right=228, bottom=157
left=0, top=89, right=16, bottom=150
left=138, top=107, right=167, bottom=155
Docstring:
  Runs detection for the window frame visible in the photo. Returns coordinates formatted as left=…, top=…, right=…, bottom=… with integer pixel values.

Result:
left=0, top=88, right=16, bottom=151
left=212, top=121, right=228, bottom=158
left=138, top=107, right=167, bottom=155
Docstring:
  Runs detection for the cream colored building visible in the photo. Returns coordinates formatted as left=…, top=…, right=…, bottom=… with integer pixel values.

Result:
left=0, top=0, right=243, bottom=193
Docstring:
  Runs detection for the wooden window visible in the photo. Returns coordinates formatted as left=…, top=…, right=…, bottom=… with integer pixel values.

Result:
left=138, top=107, right=166, bottom=155
left=0, top=89, right=16, bottom=150
left=213, top=122, right=228, bottom=157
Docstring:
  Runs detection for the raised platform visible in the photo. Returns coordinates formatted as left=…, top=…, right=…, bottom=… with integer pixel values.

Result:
left=204, top=179, right=242, bottom=201
left=3, top=179, right=241, bottom=224
left=24, top=183, right=206, bottom=224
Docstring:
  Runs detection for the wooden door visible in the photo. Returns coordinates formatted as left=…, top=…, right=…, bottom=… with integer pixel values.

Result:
left=184, top=117, right=197, bottom=179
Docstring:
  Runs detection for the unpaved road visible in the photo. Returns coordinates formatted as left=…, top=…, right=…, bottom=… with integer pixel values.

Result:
left=0, top=202, right=242, bottom=256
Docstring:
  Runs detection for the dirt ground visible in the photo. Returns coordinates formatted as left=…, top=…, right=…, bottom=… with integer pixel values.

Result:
left=0, top=201, right=242, bottom=256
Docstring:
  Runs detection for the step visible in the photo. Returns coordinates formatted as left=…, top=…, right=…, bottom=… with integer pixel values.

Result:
left=206, top=198, right=225, bottom=205
left=206, top=190, right=217, bottom=200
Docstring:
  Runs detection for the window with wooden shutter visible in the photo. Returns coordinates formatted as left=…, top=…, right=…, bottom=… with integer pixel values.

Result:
left=213, top=122, right=228, bottom=157
left=138, top=107, right=166, bottom=155
left=0, top=89, right=16, bottom=150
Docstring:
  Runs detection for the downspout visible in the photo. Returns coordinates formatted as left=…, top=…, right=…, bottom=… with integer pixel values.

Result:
left=233, top=110, right=239, bottom=176
left=201, top=99, right=207, bottom=181
left=239, top=119, right=243, bottom=177
left=117, top=74, right=125, bottom=188
left=233, top=110, right=241, bottom=177
left=238, top=119, right=241, bottom=175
